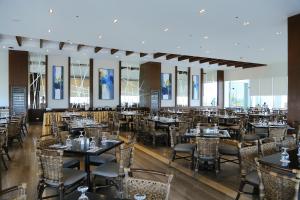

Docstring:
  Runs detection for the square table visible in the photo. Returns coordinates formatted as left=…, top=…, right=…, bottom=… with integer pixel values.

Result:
left=50, top=138, right=123, bottom=188
left=184, top=128, right=230, bottom=138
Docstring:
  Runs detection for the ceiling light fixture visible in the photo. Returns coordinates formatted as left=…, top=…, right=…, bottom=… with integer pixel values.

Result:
left=204, top=36, right=208, bottom=39
left=276, top=31, right=282, bottom=35
left=260, top=48, right=265, bottom=51
left=29, top=38, right=33, bottom=41
left=141, top=41, right=145, bottom=44
left=243, top=21, right=250, bottom=26
left=98, top=35, right=102, bottom=39
left=48, top=29, right=51, bottom=33
left=2, top=46, right=6, bottom=49
left=113, top=19, right=118, bottom=24
left=164, top=28, right=169, bottom=32
left=199, top=9, right=206, bottom=14
left=46, top=49, right=49, bottom=52
left=49, top=8, right=53, bottom=14
left=234, top=42, right=239, bottom=46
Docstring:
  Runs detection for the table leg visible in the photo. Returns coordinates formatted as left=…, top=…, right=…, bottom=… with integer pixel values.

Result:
left=84, top=155, right=91, bottom=190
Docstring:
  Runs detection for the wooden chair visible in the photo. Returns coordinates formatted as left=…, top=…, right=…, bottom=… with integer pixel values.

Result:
left=235, top=144, right=259, bottom=200
left=123, top=168, right=173, bottom=200
left=0, top=183, right=27, bottom=200
left=36, top=149, right=87, bottom=200
left=194, top=137, right=220, bottom=174
left=255, top=158, right=300, bottom=200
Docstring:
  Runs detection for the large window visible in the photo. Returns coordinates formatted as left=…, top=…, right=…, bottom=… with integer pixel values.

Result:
left=224, top=80, right=249, bottom=108
left=203, top=71, right=217, bottom=106
left=70, top=58, right=90, bottom=107
left=177, top=70, right=188, bottom=106
left=28, top=53, right=46, bottom=109
left=121, top=62, right=140, bottom=106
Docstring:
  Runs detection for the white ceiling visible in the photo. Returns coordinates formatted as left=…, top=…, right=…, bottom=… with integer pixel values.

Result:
left=0, top=0, right=300, bottom=67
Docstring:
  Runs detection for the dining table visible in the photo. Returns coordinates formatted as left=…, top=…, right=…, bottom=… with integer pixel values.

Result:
left=64, top=191, right=128, bottom=200
left=184, top=127, right=230, bottom=138
left=49, top=137, right=123, bottom=188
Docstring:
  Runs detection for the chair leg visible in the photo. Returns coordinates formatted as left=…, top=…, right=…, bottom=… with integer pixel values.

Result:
left=4, top=147, right=11, bottom=161
left=172, top=151, right=176, bottom=161
left=235, top=181, right=245, bottom=200
left=59, top=185, right=64, bottom=200
left=37, top=183, right=45, bottom=200
left=1, top=155, right=8, bottom=170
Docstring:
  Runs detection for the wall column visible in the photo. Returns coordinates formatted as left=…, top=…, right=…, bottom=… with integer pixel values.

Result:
left=217, top=70, right=224, bottom=108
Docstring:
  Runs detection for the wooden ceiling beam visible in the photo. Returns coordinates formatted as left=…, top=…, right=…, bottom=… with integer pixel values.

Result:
left=94, top=47, right=102, bottom=53
left=39, top=39, right=43, bottom=48
left=153, top=53, right=166, bottom=59
left=126, top=51, right=134, bottom=56
left=209, top=59, right=221, bottom=65
left=199, top=58, right=212, bottom=64
left=178, top=56, right=190, bottom=61
left=15, top=36, right=22, bottom=47
left=140, top=53, right=147, bottom=57
left=59, top=42, right=64, bottom=50
left=111, top=49, right=118, bottom=55
left=189, top=57, right=201, bottom=62
left=166, top=54, right=179, bottom=60
left=77, top=44, right=84, bottom=51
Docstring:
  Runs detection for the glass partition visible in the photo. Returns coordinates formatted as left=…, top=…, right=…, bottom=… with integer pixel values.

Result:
left=203, top=71, right=217, bottom=106
left=176, top=70, right=188, bottom=106
left=28, top=53, right=46, bottom=109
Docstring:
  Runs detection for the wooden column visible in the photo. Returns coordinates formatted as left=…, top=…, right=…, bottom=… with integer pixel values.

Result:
left=187, top=67, right=191, bottom=107
left=200, top=68, right=204, bottom=106
left=45, top=55, right=48, bottom=108
left=119, top=61, right=122, bottom=106
left=175, top=66, right=178, bottom=107
left=89, top=58, right=93, bottom=108
left=288, top=14, right=300, bottom=123
left=217, top=70, right=224, bottom=108
left=67, top=57, right=71, bottom=108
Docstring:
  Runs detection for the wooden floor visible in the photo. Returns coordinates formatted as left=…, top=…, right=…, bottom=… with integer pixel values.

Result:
left=0, top=125, right=234, bottom=200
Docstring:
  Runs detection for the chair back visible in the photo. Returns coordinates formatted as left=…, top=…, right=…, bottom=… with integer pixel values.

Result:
left=169, top=125, right=177, bottom=148
left=281, top=137, right=297, bottom=149
left=124, top=168, right=173, bottom=200
left=239, top=144, right=259, bottom=176
left=0, top=183, right=27, bottom=200
left=36, top=138, right=58, bottom=149
left=7, top=122, right=21, bottom=137
left=196, top=137, right=219, bottom=159
left=119, top=144, right=134, bottom=175
left=256, top=159, right=300, bottom=200
left=0, top=128, right=8, bottom=149
left=260, top=140, right=277, bottom=157
left=269, top=127, right=287, bottom=141
left=36, top=149, right=63, bottom=184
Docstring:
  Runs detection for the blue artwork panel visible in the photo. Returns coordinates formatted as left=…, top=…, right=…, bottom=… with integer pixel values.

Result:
left=52, top=65, right=64, bottom=100
left=99, top=68, right=114, bottom=99
left=161, top=73, right=172, bottom=100
left=192, top=75, right=199, bottom=100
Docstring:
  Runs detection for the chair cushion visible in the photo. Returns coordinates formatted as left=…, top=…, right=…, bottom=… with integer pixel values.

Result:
left=243, top=134, right=259, bottom=141
left=63, top=157, right=80, bottom=168
left=89, top=153, right=116, bottom=165
left=92, top=162, right=119, bottom=178
left=245, top=171, right=259, bottom=185
left=219, top=143, right=238, bottom=155
left=45, top=168, right=86, bottom=187
left=174, top=143, right=196, bottom=152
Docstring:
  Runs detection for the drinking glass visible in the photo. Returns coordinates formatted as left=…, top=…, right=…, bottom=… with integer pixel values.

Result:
left=90, top=137, right=96, bottom=149
left=77, top=186, right=89, bottom=200
left=281, top=147, right=289, bottom=162
left=66, top=135, right=72, bottom=147
left=134, top=194, right=146, bottom=200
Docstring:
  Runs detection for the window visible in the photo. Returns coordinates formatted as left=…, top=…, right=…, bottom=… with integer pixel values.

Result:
left=121, top=62, right=140, bottom=106
left=224, top=80, right=249, bottom=108
left=70, top=58, right=90, bottom=107
left=28, top=53, right=46, bottom=109
left=203, top=71, right=217, bottom=106
left=177, top=70, right=188, bottom=106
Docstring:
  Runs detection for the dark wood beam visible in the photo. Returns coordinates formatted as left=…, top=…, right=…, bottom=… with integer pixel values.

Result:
left=126, top=51, right=134, bottom=56
left=59, top=42, right=64, bottom=50
left=40, top=39, right=43, bottom=48
left=234, top=62, right=246, bottom=68
left=15, top=36, right=22, bottom=47
left=199, top=58, right=212, bottom=64
left=178, top=56, right=190, bottom=61
left=94, top=47, right=102, bottom=53
left=140, top=53, right=147, bottom=57
left=77, top=44, right=84, bottom=51
left=111, top=49, right=118, bottom=55
left=189, top=57, right=201, bottom=62
left=153, top=53, right=166, bottom=59
left=209, top=59, right=221, bottom=65
left=166, top=54, right=179, bottom=60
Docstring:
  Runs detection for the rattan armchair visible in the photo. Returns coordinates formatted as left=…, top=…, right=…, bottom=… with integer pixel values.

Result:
left=148, top=121, right=168, bottom=147
left=0, top=183, right=26, bottom=200
left=280, top=136, right=297, bottom=149
left=36, top=149, right=87, bottom=200
left=269, top=126, right=287, bottom=141
left=7, top=121, right=23, bottom=147
left=259, top=140, right=277, bottom=157
left=0, top=128, right=10, bottom=170
left=218, top=139, right=240, bottom=170
left=123, top=168, right=173, bottom=200
left=235, top=144, right=259, bottom=200
left=194, top=137, right=220, bottom=174
left=255, top=158, right=300, bottom=200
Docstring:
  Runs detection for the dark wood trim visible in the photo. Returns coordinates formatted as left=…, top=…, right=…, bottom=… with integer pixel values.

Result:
left=77, top=45, right=84, bottom=51
left=188, top=67, right=191, bottom=107
left=15, top=36, right=22, bottom=46
left=111, top=49, right=118, bottom=55
left=119, top=61, right=122, bottom=106
left=126, top=51, right=134, bottom=56
left=89, top=58, right=93, bottom=108
left=59, top=42, right=64, bottom=50
left=140, top=53, right=147, bottom=57
left=45, top=55, right=48, bottom=108
left=166, top=54, right=179, bottom=60
left=175, top=66, right=178, bottom=107
left=200, top=68, right=204, bottom=106
left=68, top=57, right=71, bottom=108
left=40, top=39, right=43, bottom=48
left=217, top=70, right=224, bottom=108
left=178, top=56, right=190, bottom=61
left=95, top=47, right=102, bottom=53
left=153, top=53, right=166, bottom=59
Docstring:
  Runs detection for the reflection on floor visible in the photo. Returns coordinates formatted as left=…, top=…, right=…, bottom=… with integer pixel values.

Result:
left=1, top=125, right=236, bottom=200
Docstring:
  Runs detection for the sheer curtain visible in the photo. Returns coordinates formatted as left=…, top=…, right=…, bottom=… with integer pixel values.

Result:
left=203, top=71, right=217, bottom=106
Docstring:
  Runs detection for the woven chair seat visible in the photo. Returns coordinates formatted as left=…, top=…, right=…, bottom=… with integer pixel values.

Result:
left=243, top=134, right=259, bottom=141
left=63, top=157, right=80, bottom=169
left=89, top=153, right=116, bottom=165
left=174, top=143, right=196, bottom=152
left=219, top=143, right=239, bottom=155
left=45, top=168, right=86, bottom=186
left=245, top=171, right=259, bottom=185
left=92, top=162, right=119, bottom=178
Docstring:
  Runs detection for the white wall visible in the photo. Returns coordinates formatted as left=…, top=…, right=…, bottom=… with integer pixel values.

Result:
left=190, top=65, right=201, bottom=107
left=93, top=59, right=119, bottom=108
left=47, top=55, right=69, bottom=108
left=161, top=64, right=176, bottom=107
left=0, top=50, right=9, bottom=107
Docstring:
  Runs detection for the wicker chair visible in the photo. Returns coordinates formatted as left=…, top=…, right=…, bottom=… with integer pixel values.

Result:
left=169, top=125, right=196, bottom=167
left=0, top=128, right=10, bottom=170
left=235, top=144, right=259, bottom=200
left=280, top=136, right=297, bottom=149
left=7, top=121, right=23, bottom=147
left=269, top=126, right=287, bottom=141
left=255, top=158, right=300, bottom=200
left=259, top=140, right=277, bottom=157
left=194, top=137, right=220, bottom=174
left=123, top=168, right=173, bottom=200
left=92, top=143, right=134, bottom=191
left=0, top=183, right=27, bottom=200
left=36, top=149, right=87, bottom=200
left=148, top=121, right=168, bottom=147
left=218, top=139, right=240, bottom=170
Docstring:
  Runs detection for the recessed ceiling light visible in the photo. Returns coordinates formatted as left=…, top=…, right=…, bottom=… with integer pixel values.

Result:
left=115, top=55, right=119, bottom=58
left=48, top=29, right=51, bottom=33
left=260, top=48, right=265, bottom=51
left=141, top=41, right=145, bottom=44
left=98, top=35, right=102, bottom=39
left=49, top=8, right=53, bottom=14
left=199, top=9, right=206, bottom=14
left=234, top=42, right=239, bottom=46
left=113, top=19, right=118, bottom=24
left=205, top=50, right=210, bottom=54
left=177, top=46, right=181, bottom=49
left=204, top=36, right=208, bottom=39
left=243, top=21, right=250, bottom=26
left=276, top=31, right=282, bottom=35
left=2, top=46, right=6, bottom=49
left=164, top=28, right=169, bottom=32
left=29, top=38, right=33, bottom=41
left=46, top=49, right=49, bottom=52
